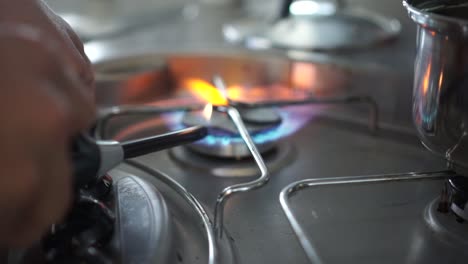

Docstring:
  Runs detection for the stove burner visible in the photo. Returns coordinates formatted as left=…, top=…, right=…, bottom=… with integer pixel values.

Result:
left=182, top=107, right=282, bottom=158
left=170, top=142, right=295, bottom=177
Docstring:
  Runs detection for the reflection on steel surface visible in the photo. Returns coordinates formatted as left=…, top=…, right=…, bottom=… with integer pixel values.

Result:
left=125, top=160, right=219, bottom=264
left=279, top=170, right=454, bottom=263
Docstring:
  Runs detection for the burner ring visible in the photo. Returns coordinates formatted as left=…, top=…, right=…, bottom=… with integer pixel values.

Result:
left=170, top=142, right=295, bottom=177
left=424, top=198, right=468, bottom=249
left=181, top=107, right=283, bottom=158
left=186, top=140, right=276, bottom=158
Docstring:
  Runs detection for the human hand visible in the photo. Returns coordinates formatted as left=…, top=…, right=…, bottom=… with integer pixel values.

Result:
left=0, top=13, right=95, bottom=247
left=0, top=0, right=94, bottom=92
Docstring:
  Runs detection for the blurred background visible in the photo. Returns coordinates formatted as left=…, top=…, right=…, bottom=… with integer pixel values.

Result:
left=44, top=0, right=411, bottom=47
left=44, top=0, right=418, bottom=128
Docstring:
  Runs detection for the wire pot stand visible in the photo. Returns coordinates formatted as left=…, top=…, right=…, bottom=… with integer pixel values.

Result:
left=279, top=170, right=455, bottom=264
left=95, top=75, right=380, bottom=263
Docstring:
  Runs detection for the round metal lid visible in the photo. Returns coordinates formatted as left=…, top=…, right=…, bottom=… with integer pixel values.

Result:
left=268, top=9, right=401, bottom=51
left=224, top=8, right=401, bottom=51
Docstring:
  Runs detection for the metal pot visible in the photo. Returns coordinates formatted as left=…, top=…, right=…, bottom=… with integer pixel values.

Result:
left=404, top=0, right=468, bottom=173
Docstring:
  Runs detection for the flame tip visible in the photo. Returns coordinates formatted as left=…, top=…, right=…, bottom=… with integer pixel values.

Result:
left=184, top=78, right=229, bottom=106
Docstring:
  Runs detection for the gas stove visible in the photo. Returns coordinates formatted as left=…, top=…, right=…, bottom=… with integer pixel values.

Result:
left=7, top=52, right=468, bottom=263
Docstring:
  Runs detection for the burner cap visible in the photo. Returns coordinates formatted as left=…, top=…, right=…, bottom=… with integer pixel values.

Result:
left=182, top=107, right=281, bottom=135
left=182, top=107, right=282, bottom=158
left=239, top=108, right=282, bottom=125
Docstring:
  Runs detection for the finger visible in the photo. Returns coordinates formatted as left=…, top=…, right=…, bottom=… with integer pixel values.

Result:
left=52, top=68, right=96, bottom=132
left=13, top=136, right=72, bottom=245
left=67, top=28, right=95, bottom=91
left=0, top=92, right=72, bottom=246
left=57, top=36, right=95, bottom=95
left=0, top=35, right=79, bottom=247
left=0, top=36, right=96, bottom=133
left=35, top=40, right=96, bottom=133
left=64, top=24, right=89, bottom=64
left=7, top=0, right=94, bottom=93
left=51, top=13, right=95, bottom=92
left=62, top=21, right=95, bottom=88
left=40, top=2, right=92, bottom=74
left=3, top=96, right=73, bottom=246
left=35, top=126, right=72, bottom=227
left=0, top=157, right=42, bottom=246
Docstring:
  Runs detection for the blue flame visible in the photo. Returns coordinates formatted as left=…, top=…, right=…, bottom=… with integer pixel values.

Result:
left=164, top=106, right=312, bottom=146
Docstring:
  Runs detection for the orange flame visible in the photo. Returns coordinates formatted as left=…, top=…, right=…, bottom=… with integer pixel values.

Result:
left=184, top=78, right=228, bottom=106
left=183, top=78, right=310, bottom=105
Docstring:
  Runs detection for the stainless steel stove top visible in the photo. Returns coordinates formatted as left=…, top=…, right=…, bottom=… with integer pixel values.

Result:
left=6, top=1, right=467, bottom=263
left=105, top=110, right=464, bottom=263
left=84, top=41, right=467, bottom=262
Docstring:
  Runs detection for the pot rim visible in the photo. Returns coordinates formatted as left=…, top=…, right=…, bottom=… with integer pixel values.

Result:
left=403, top=0, right=468, bottom=33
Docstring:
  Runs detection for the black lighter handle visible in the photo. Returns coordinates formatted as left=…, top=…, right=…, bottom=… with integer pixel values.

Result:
left=72, top=126, right=208, bottom=189
left=121, top=126, right=208, bottom=159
